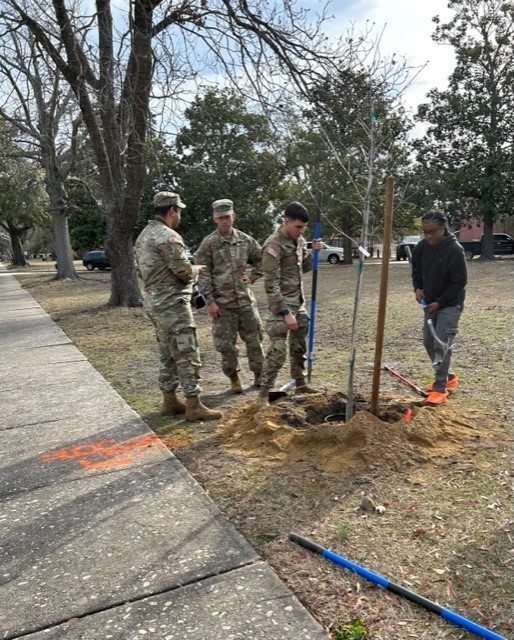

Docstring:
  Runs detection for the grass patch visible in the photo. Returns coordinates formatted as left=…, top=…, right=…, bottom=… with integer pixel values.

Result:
left=331, top=619, right=368, bottom=640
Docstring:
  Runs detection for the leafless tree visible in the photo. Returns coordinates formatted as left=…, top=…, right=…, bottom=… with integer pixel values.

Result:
left=0, top=0, right=348, bottom=306
left=0, top=24, right=87, bottom=279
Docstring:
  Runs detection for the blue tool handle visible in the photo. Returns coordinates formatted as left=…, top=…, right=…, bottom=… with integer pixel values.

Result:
left=310, top=220, right=321, bottom=273
left=289, top=533, right=507, bottom=640
left=441, top=609, right=506, bottom=640
left=323, top=549, right=389, bottom=587
left=307, top=218, right=321, bottom=382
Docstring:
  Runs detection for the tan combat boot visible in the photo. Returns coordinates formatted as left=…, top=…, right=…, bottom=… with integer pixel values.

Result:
left=185, top=396, right=222, bottom=422
left=295, top=378, right=321, bottom=394
left=160, top=390, right=186, bottom=415
left=229, top=373, right=243, bottom=394
left=252, top=372, right=262, bottom=387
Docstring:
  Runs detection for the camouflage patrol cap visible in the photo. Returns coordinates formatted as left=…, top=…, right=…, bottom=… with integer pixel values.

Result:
left=153, top=191, right=186, bottom=209
left=212, top=199, right=234, bottom=217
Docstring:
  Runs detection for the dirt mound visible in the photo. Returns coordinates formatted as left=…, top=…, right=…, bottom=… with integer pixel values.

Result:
left=218, top=392, right=491, bottom=474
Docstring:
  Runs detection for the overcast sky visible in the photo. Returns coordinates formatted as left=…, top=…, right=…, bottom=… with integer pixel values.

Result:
left=312, top=0, right=456, bottom=121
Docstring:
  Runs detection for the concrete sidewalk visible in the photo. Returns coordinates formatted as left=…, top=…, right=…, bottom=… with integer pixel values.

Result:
left=0, top=268, right=328, bottom=640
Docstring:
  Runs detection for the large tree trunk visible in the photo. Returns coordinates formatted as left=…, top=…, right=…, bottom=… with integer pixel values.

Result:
left=46, top=180, right=78, bottom=280
left=106, top=239, right=141, bottom=306
left=105, top=206, right=142, bottom=306
left=52, top=212, right=77, bottom=279
left=10, top=233, right=27, bottom=266
left=481, top=216, right=495, bottom=260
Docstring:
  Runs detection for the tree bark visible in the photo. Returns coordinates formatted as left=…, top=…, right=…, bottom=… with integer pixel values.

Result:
left=52, top=211, right=77, bottom=278
left=481, top=216, right=495, bottom=260
left=9, top=232, right=27, bottom=266
left=44, top=174, right=78, bottom=279
left=105, top=229, right=141, bottom=306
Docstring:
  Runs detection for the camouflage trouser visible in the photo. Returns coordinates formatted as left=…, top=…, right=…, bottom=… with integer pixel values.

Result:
left=212, top=304, right=264, bottom=378
left=260, top=306, right=309, bottom=388
left=148, top=303, right=202, bottom=397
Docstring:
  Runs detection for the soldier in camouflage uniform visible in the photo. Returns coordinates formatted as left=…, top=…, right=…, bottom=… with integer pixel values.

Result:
left=135, top=191, right=222, bottom=422
left=258, top=201, right=322, bottom=403
left=195, top=199, right=264, bottom=394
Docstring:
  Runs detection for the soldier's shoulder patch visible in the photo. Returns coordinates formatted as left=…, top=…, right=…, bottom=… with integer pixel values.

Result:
left=265, top=246, right=279, bottom=258
left=169, top=229, right=184, bottom=244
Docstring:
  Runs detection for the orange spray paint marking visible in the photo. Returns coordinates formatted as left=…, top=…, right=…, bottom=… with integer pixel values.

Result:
left=40, top=433, right=163, bottom=469
left=158, top=434, right=192, bottom=450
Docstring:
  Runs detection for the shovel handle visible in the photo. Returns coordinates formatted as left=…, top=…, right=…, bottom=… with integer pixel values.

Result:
left=384, top=366, right=428, bottom=398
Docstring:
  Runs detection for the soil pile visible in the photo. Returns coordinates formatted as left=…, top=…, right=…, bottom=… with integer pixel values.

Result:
left=219, top=392, right=493, bottom=474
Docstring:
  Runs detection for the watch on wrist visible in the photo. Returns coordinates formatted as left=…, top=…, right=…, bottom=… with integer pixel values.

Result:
left=278, top=308, right=290, bottom=316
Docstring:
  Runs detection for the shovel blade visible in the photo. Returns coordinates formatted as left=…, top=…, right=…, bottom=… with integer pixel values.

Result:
left=267, top=379, right=296, bottom=402
left=268, top=391, right=288, bottom=402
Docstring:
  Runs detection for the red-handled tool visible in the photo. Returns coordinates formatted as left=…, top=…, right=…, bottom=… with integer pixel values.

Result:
left=383, top=365, right=428, bottom=398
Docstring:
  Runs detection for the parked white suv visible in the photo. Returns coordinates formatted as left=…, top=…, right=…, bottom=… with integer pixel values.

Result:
left=306, top=241, right=345, bottom=264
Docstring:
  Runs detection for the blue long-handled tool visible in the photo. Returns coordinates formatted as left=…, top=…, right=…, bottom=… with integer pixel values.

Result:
left=307, top=199, right=321, bottom=383
left=289, top=533, right=507, bottom=640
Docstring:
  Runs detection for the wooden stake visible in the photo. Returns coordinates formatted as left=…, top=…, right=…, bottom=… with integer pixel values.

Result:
left=370, top=176, right=394, bottom=414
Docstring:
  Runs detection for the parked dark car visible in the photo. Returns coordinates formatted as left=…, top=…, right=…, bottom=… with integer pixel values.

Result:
left=458, top=233, right=514, bottom=259
left=396, top=235, right=421, bottom=261
left=82, top=250, right=111, bottom=271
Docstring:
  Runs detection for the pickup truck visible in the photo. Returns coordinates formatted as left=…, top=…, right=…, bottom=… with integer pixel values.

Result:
left=458, top=233, right=514, bottom=259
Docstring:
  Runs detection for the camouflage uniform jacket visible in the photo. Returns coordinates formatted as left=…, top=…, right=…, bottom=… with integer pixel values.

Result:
left=262, top=228, right=312, bottom=314
left=135, top=218, right=195, bottom=316
left=196, top=228, right=263, bottom=309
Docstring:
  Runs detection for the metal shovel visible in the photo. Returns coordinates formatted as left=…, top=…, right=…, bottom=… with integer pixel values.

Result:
left=426, top=319, right=454, bottom=366
left=268, top=379, right=296, bottom=402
